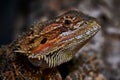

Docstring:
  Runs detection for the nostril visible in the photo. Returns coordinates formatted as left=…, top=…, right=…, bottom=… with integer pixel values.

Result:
left=40, top=38, right=47, bottom=44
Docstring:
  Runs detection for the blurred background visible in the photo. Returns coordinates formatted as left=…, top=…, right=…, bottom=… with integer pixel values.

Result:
left=0, top=0, right=120, bottom=79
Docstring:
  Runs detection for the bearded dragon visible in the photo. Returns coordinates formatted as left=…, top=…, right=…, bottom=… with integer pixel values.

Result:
left=0, top=10, right=101, bottom=80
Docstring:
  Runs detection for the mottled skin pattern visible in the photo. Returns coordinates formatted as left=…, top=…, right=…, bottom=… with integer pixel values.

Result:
left=0, top=10, right=101, bottom=80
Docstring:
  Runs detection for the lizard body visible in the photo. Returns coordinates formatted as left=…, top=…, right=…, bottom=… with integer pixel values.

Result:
left=0, top=10, right=101, bottom=80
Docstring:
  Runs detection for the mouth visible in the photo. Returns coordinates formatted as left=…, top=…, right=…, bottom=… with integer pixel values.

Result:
left=28, top=21, right=101, bottom=68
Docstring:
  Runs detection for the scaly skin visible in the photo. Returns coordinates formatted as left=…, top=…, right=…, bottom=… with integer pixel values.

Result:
left=0, top=10, right=101, bottom=80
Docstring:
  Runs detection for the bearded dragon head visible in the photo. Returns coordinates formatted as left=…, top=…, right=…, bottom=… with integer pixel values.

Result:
left=14, top=10, right=101, bottom=68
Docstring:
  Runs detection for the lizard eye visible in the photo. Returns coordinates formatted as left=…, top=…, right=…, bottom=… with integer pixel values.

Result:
left=64, top=19, right=71, bottom=25
left=40, top=38, right=47, bottom=44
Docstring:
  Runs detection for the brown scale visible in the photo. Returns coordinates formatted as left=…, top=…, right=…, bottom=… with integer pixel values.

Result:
left=0, top=10, right=101, bottom=80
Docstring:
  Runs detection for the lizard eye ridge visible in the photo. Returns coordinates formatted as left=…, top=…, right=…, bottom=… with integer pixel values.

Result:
left=40, top=38, right=47, bottom=44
